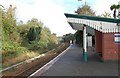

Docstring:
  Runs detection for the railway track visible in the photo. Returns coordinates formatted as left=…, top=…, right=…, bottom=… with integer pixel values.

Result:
left=17, top=53, right=58, bottom=77
left=2, top=43, right=69, bottom=77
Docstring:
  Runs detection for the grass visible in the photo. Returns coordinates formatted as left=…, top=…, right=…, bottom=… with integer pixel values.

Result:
left=2, top=51, right=39, bottom=68
left=2, top=43, right=60, bottom=69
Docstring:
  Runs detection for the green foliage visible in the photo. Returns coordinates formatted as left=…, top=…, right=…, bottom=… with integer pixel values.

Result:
left=0, top=8, right=2, bottom=70
left=2, top=5, right=19, bottom=50
left=110, top=4, right=120, bottom=18
left=38, top=27, right=58, bottom=50
left=3, top=46, right=28, bottom=58
left=27, top=27, right=38, bottom=41
left=2, top=5, right=59, bottom=68
left=0, top=7, right=2, bottom=43
left=101, top=12, right=111, bottom=18
left=2, top=5, right=16, bottom=33
left=75, top=5, right=96, bottom=16
left=26, top=18, right=43, bottom=27
left=74, top=30, right=83, bottom=46
left=62, top=33, right=74, bottom=43
left=110, top=4, right=120, bottom=10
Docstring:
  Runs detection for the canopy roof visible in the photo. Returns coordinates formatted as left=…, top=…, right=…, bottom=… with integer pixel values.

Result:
left=65, top=13, right=120, bottom=33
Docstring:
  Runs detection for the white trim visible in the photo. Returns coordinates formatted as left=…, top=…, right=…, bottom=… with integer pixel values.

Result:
left=83, top=26, right=87, bottom=52
left=67, top=18, right=119, bottom=33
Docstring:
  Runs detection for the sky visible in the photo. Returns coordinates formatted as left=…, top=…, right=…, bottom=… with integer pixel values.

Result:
left=1, top=0, right=120, bottom=36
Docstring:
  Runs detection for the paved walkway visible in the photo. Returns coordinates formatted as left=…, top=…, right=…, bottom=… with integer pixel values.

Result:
left=32, top=44, right=119, bottom=76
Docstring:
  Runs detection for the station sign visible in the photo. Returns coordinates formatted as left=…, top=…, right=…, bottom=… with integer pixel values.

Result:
left=114, top=34, right=120, bottom=44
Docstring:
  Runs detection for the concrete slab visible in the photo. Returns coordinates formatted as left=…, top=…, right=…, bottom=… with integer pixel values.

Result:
left=34, top=44, right=119, bottom=76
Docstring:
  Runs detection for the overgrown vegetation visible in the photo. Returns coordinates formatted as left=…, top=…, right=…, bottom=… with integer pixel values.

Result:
left=0, top=7, right=2, bottom=71
left=1, top=5, right=59, bottom=68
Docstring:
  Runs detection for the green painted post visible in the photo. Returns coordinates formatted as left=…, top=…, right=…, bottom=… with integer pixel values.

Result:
left=83, top=26, right=88, bottom=62
left=83, top=49, right=87, bottom=62
left=84, top=52, right=88, bottom=62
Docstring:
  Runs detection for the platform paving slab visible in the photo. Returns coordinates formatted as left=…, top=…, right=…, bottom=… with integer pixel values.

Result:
left=34, top=44, right=119, bottom=76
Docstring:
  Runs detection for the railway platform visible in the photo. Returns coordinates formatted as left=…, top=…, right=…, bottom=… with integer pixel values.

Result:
left=29, top=44, right=118, bottom=77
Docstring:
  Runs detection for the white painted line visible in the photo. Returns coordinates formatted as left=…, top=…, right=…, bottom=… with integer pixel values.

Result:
left=28, top=44, right=72, bottom=77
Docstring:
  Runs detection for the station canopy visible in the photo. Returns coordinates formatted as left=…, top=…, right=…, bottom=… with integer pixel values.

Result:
left=65, top=13, right=120, bottom=34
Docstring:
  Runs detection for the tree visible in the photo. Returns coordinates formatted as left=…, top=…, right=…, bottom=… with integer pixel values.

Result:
left=2, top=5, right=17, bottom=33
left=2, top=5, right=21, bottom=43
left=101, top=11, right=111, bottom=18
left=2, top=4, right=59, bottom=67
left=74, top=30, right=83, bottom=46
left=62, top=33, right=74, bottom=43
left=38, top=27, right=58, bottom=49
left=27, top=27, right=42, bottom=42
left=110, top=4, right=120, bottom=19
left=75, top=5, right=96, bottom=16
left=27, top=18, right=43, bottom=27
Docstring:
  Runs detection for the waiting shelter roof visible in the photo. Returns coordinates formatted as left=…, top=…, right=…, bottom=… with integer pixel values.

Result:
left=65, top=13, right=120, bottom=33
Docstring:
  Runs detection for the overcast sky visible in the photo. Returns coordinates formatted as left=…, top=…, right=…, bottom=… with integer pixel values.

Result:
left=1, top=0, right=120, bottom=36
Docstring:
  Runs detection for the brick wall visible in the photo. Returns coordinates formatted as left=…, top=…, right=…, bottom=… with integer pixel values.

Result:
left=95, top=30, right=102, bottom=54
left=102, top=33, right=120, bottom=60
